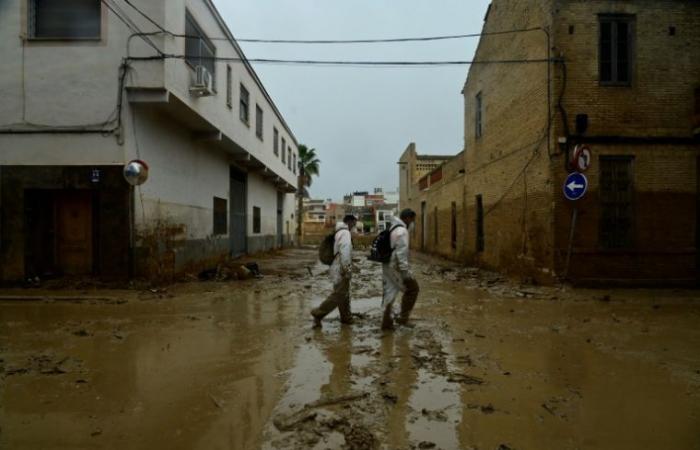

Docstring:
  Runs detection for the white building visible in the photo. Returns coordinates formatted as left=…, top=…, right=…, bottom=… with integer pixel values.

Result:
left=0, top=0, right=299, bottom=281
left=376, top=205, right=399, bottom=232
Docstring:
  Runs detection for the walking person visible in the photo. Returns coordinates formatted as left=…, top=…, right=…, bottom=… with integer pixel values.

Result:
left=382, top=209, right=420, bottom=330
left=311, top=215, right=357, bottom=328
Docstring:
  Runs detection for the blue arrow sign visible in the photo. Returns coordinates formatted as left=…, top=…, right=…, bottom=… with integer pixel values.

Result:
left=563, top=172, right=588, bottom=201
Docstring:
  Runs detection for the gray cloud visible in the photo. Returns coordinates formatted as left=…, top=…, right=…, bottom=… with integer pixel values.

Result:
left=214, top=0, right=490, bottom=200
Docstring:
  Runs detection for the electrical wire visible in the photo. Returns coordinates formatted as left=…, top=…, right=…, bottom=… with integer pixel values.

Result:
left=235, top=28, right=545, bottom=44
left=128, top=54, right=553, bottom=67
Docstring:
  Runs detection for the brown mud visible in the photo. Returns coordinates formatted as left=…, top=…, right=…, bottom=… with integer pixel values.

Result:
left=1, top=249, right=699, bottom=449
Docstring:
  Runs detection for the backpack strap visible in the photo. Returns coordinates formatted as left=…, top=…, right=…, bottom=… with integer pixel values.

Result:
left=388, top=224, right=405, bottom=249
left=332, top=228, right=346, bottom=261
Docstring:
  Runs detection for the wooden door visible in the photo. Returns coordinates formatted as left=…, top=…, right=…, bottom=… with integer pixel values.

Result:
left=55, top=191, right=93, bottom=275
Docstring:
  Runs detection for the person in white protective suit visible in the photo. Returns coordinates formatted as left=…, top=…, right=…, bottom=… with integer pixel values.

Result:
left=382, top=209, right=419, bottom=330
left=311, top=215, right=357, bottom=328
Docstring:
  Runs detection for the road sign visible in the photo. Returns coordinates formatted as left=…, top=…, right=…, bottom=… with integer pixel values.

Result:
left=563, top=172, right=588, bottom=201
left=573, top=145, right=592, bottom=172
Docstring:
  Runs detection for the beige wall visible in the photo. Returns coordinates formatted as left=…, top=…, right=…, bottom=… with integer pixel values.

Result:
left=462, top=0, right=557, bottom=282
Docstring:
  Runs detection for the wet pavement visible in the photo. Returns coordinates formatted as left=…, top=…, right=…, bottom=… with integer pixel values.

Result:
left=1, top=248, right=700, bottom=449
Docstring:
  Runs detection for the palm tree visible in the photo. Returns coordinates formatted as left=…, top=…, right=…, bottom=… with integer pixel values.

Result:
left=297, top=144, right=320, bottom=244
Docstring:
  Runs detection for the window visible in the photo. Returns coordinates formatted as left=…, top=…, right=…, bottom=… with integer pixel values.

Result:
left=273, top=128, right=279, bottom=155
left=475, top=92, right=483, bottom=138
left=30, top=0, right=101, bottom=39
left=185, top=12, right=216, bottom=85
left=281, top=139, right=287, bottom=163
left=253, top=207, right=261, bottom=234
left=213, top=197, right=227, bottom=235
left=255, top=105, right=263, bottom=139
left=378, top=212, right=385, bottom=221
left=293, top=153, right=297, bottom=174
left=476, top=195, right=484, bottom=252
left=287, top=148, right=292, bottom=170
left=600, top=156, right=634, bottom=248
left=599, top=15, right=634, bottom=85
left=225, top=65, right=232, bottom=108
left=239, top=84, right=249, bottom=124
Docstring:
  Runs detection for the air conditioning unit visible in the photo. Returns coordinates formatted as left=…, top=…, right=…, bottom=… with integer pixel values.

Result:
left=190, top=65, right=213, bottom=97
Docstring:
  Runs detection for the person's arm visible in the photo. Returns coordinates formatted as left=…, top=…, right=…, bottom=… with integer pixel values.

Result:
left=393, top=228, right=411, bottom=275
left=338, top=230, right=353, bottom=276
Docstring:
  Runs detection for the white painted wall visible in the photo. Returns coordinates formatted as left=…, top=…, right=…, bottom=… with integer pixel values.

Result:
left=131, top=109, right=229, bottom=240
left=0, top=0, right=301, bottom=257
left=0, top=0, right=298, bottom=187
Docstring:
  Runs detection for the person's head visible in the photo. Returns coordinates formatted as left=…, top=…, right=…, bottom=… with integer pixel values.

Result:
left=343, top=214, right=357, bottom=230
left=400, top=209, right=417, bottom=227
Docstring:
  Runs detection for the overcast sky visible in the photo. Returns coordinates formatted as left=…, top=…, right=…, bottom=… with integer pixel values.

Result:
left=213, top=0, right=491, bottom=201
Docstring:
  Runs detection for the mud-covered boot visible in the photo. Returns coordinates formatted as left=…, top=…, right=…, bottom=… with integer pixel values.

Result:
left=381, top=307, right=395, bottom=331
left=310, top=310, right=323, bottom=329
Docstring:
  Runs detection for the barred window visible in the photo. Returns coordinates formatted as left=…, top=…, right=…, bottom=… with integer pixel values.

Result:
left=30, top=0, right=101, bottom=39
left=185, top=12, right=216, bottom=85
left=599, top=156, right=634, bottom=248
left=256, top=105, right=263, bottom=139
left=239, top=84, right=249, bottom=124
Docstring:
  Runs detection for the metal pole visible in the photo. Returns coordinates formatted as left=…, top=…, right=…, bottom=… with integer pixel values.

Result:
left=563, top=207, right=578, bottom=279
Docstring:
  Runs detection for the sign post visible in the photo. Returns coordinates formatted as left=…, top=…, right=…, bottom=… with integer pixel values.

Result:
left=562, top=172, right=588, bottom=279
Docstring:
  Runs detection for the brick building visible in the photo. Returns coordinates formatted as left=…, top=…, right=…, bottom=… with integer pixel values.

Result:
left=400, top=0, right=700, bottom=284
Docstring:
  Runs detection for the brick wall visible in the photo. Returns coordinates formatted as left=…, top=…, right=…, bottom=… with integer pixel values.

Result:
left=405, top=153, right=467, bottom=261
left=551, top=0, right=700, bottom=283
left=462, top=0, right=558, bottom=283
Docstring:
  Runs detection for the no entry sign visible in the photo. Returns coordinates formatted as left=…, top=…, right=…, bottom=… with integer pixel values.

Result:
left=573, top=145, right=592, bottom=172
left=563, top=172, right=588, bottom=201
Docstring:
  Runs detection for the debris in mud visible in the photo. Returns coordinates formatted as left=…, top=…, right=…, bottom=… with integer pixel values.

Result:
left=498, top=445, right=514, bottom=450
left=4, top=354, right=84, bottom=377
left=343, top=424, right=377, bottom=450
left=381, top=392, right=398, bottom=404
left=421, top=408, right=448, bottom=422
left=480, top=404, right=495, bottom=414
left=418, top=441, right=437, bottom=449
left=447, top=373, right=484, bottom=385
left=273, top=410, right=318, bottom=432
left=72, top=328, right=91, bottom=337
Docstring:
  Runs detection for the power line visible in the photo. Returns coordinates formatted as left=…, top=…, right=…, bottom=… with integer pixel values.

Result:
left=127, top=27, right=546, bottom=44
left=128, top=55, right=552, bottom=67
left=236, top=28, right=545, bottom=44
left=101, top=0, right=162, bottom=54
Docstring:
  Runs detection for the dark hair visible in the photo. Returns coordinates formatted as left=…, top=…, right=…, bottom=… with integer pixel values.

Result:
left=343, top=215, right=357, bottom=224
left=400, top=208, right=416, bottom=220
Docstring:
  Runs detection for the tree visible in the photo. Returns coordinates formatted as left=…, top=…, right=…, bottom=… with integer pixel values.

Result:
left=297, top=145, right=320, bottom=244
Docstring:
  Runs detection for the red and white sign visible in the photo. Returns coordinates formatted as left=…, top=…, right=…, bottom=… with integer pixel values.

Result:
left=572, top=145, right=592, bottom=172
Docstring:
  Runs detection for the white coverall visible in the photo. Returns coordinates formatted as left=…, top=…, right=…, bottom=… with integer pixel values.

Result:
left=329, top=222, right=353, bottom=284
left=382, top=217, right=411, bottom=308
left=312, top=222, right=353, bottom=322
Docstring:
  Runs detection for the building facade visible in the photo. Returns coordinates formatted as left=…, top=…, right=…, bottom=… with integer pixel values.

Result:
left=400, top=0, right=700, bottom=284
left=0, top=0, right=299, bottom=281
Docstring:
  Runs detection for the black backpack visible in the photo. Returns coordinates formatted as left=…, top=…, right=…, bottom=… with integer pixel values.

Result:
left=319, top=230, right=342, bottom=265
left=368, top=225, right=403, bottom=263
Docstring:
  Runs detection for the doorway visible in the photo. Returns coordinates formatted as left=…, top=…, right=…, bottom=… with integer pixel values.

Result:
left=25, top=190, right=94, bottom=276
left=476, top=195, right=484, bottom=252
left=277, top=191, right=284, bottom=247
left=229, top=167, right=247, bottom=257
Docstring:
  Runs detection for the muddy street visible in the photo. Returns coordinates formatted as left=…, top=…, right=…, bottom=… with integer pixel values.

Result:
left=1, top=248, right=700, bottom=450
